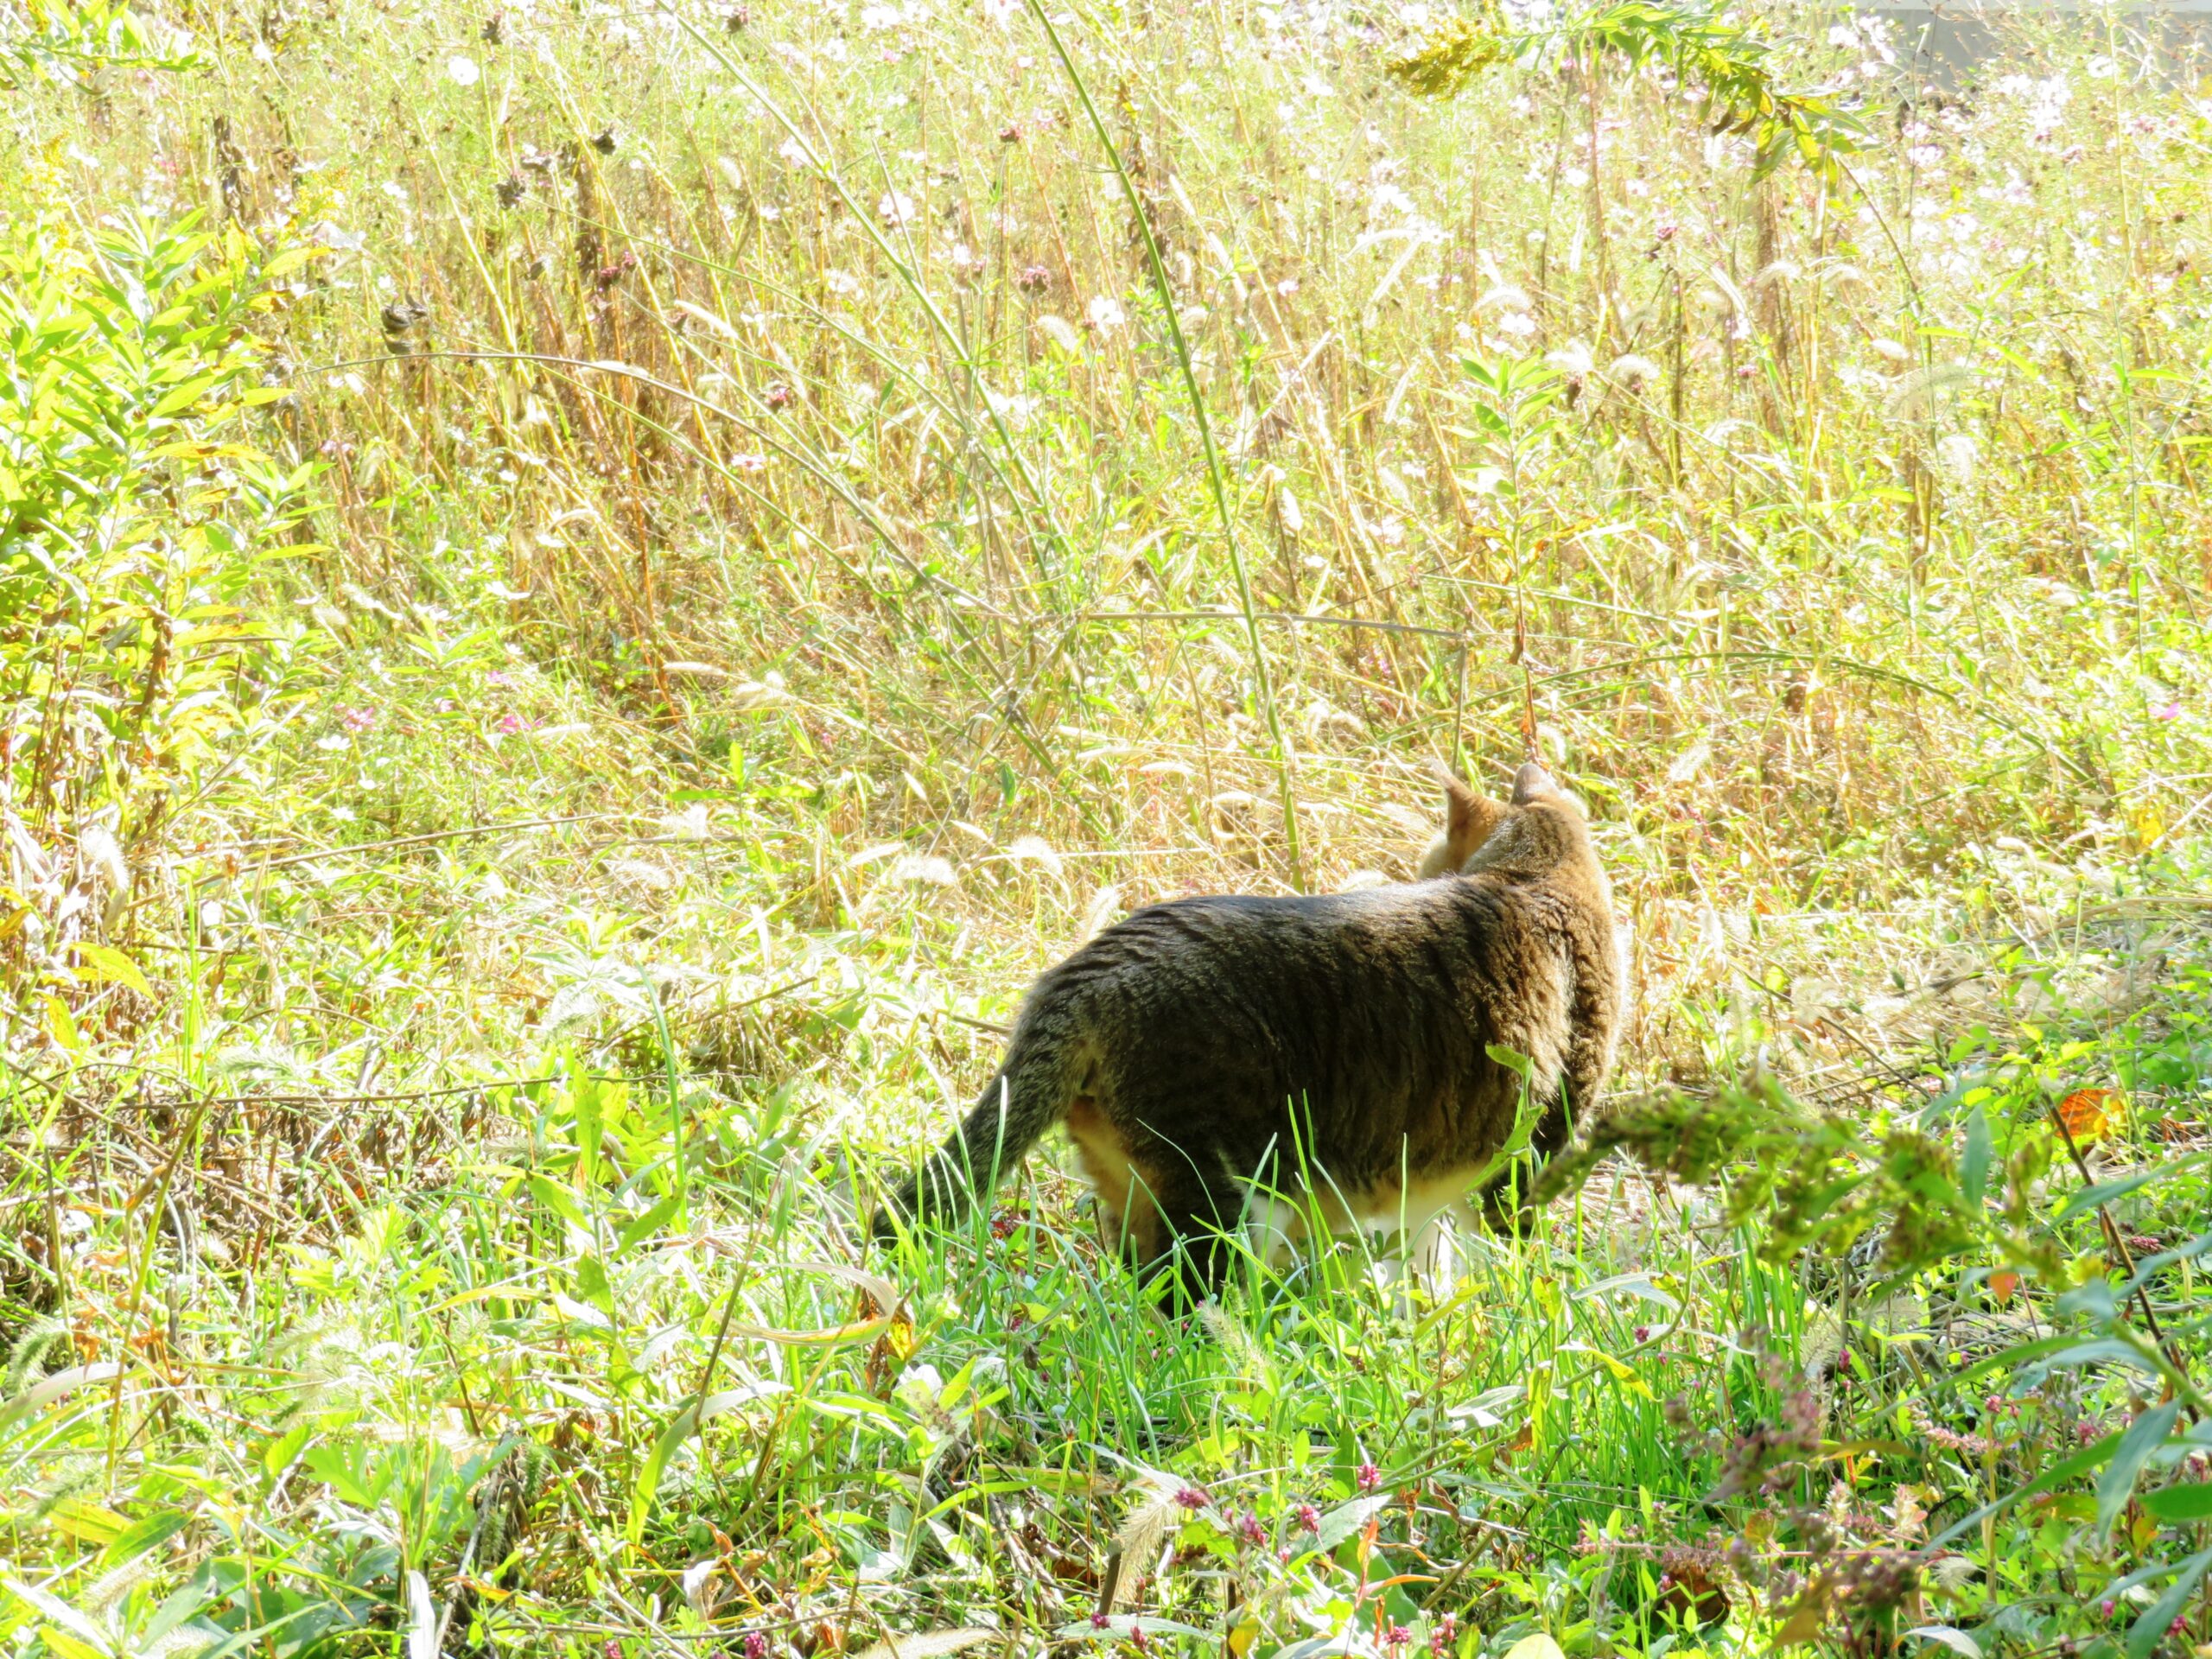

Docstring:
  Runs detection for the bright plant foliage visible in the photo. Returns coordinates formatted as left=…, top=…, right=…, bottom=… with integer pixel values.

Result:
left=0, top=206, right=318, bottom=1022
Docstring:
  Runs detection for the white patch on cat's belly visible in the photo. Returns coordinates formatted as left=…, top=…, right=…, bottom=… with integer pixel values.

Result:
left=1237, top=1165, right=1484, bottom=1268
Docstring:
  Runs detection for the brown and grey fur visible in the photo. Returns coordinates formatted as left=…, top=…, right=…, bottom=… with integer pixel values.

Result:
left=872, top=762, right=1622, bottom=1300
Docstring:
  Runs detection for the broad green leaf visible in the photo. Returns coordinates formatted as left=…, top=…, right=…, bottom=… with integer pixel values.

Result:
left=628, top=1397, right=707, bottom=1544
left=615, top=1193, right=683, bottom=1255
left=1959, top=1107, right=1991, bottom=1206
left=99, top=1508, right=187, bottom=1566
left=1, top=1580, right=113, bottom=1655
left=1312, top=1493, right=1392, bottom=1552
left=2141, top=1483, right=2212, bottom=1523
left=2130, top=1547, right=2212, bottom=1659
left=150, top=372, right=220, bottom=415
left=528, top=1174, right=592, bottom=1233
left=575, top=1253, right=614, bottom=1315
left=1932, top=1430, right=2122, bottom=1549
left=2098, top=1401, right=2179, bottom=1540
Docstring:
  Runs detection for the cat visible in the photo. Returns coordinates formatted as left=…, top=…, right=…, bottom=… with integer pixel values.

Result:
left=872, top=762, right=1622, bottom=1301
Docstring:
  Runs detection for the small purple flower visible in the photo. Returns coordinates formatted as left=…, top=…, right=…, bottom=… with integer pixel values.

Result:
left=1017, top=264, right=1052, bottom=293
left=340, top=706, right=377, bottom=733
left=1384, top=1626, right=1412, bottom=1650
left=1357, top=1461, right=1382, bottom=1493
left=1296, top=1503, right=1322, bottom=1534
left=2171, top=1618, right=2188, bottom=1636
left=432, top=696, right=456, bottom=714
left=494, top=712, right=531, bottom=734
left=1236, top=1510, right=1267, bottom=1546
left=2101, top=1599, right=2116, bottom=1618
left=1175, top=1485, right=1211, bottom=1510
left=742, top=1635, right=767, bottom=1659
left=2153, top=701, right=2183, bottom=721
left=486, top=670, right=513, bottom=686
left=1091, top=1613, right=1111, bottom=1630
left=1129, top=1629, right=1147, bottom=1653
left=1429, top=1614, right=1458, bottom=1655
left=765, top=381, right=793, bottom=410
left=1634, top=1325, right=1651, bottom=1344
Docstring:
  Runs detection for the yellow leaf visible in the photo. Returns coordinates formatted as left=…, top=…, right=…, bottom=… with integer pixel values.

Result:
left=73, top=943, right=153, bottom=999
left=44, top=996, right=85, bottom=1056
left=48, top=1496, right=130, bottom=1545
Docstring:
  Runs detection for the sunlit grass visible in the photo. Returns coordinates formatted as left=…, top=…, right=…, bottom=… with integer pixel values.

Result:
left=4, top=0, right=2212, bottom=1653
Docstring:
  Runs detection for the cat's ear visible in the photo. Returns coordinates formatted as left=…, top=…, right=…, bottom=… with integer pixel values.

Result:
left=1418, top=766, right=1506, bottom=876
left=1510, top=762, right=1560, bottom=805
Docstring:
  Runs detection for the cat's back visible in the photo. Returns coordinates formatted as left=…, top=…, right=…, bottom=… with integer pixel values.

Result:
left=1033, top=877, right=1537, bottom=1007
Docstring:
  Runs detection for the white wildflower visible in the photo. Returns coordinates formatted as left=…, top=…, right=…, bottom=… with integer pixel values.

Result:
left=1544, top=340, right=1592, bottom=377
left=1936, top=431, right=1979, bottom=484
left=1608, top=353, right=1661, bottom=388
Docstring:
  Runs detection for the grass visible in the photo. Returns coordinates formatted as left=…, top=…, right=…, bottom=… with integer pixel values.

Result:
left=5, top=0, right=2212, bottom=1653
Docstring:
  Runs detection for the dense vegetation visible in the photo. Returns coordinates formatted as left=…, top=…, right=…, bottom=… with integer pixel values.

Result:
left=4, top=0, right=2212, bottom=1653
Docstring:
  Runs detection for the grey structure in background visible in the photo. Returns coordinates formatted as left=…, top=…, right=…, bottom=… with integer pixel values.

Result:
left=1858, top=2, right=2212, bottom=83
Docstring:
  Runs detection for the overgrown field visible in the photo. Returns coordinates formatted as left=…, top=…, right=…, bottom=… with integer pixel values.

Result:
left=7, top=0, right=2212, bottom=1652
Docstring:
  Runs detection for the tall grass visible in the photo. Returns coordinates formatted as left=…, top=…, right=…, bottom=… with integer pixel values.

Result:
left=3, top=0, right=2212, bottom=1653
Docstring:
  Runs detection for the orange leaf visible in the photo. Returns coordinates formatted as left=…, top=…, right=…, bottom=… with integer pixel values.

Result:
left=1989, top=1270, right=2019, bottom=1306
left=2056, top=1088, right=2122, bottom=1144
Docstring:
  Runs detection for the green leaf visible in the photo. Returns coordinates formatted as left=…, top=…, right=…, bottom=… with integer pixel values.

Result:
left=628, top=1397, right=706, bottom=1544
left=575, top=1253, right=615, bottom=1316
left=99, top=1508, right=187, bottom=1567
left=2129, top=1547, right=2212, bottom=1659
left=2097, top=1401, right=2178, bottom=1541
left=2, top=1579, right=115, bottom=1656
left=1959, top=1107, right=1991, bottom=1207
left=1931, top=1429, right=2122, bottom=1549
left=615, top=1194, right=683, bottom=1255
left=528, top=1174, right=592, bottom=1234
left=1312, top=1493, right=1391, bottom=1552
left=2141, top=1483, right=2212, bottom=1523
left=150, top=372, right=220, bottom=416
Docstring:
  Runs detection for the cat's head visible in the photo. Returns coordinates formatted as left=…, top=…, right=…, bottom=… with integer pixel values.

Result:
left=1415, top=760, right=1599, bottom=880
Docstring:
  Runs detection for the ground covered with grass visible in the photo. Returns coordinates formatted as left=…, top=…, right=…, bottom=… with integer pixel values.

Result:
left=7, top=0, right=2212, bottom=1654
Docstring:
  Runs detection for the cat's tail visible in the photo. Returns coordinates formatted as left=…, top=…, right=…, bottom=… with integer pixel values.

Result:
left=871, top=1021, right=1079, bottom=1243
